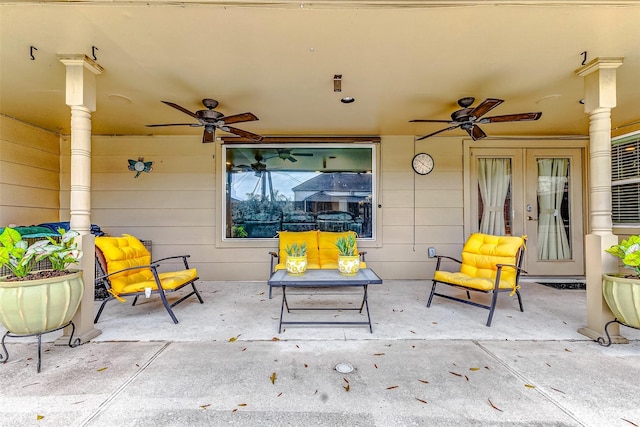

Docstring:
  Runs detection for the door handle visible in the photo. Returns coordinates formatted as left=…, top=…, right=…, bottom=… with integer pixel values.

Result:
left=527, top=216, right=538, bottom=221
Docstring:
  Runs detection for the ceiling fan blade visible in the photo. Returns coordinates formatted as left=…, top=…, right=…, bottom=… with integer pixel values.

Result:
left=288, top=157, right=298, bottom=163
left=467, top=125, right=487, bottom=141
left=416, top=124, right=461, bottom=141
left=146, top=123, right=201, bottom=127
left=161, top=101, right=199, bottom=119
left=224, top=126, right=264, bottom=141
left=469, top=98, right=503, bottom=119
left=202, top=128, right=215, bottom=143
left=219, top=112, right=259, bottom=125
left=482, top=112, right=542, bottom=123
left=409, top=119, right=452, bottom=123
left=291, top=152, right=313, bottom=156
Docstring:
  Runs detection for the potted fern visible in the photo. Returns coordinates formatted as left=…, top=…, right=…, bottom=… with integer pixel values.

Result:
left=0, top=227, right=84, bottom=335
left=335, top=233, right=360, bottom=276
left=285, top=242, right=307, bottom=275
left=603, top=236, right=640, bottom=329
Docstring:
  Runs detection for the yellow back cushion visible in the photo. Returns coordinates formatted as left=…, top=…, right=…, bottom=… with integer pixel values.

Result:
left=318, top=230, right=358, bottom=267
left=95, top=234, right=153, bottom=294
left=459, top=233, right=524, bottom=285
left=278, top=230, right=319, bottom=265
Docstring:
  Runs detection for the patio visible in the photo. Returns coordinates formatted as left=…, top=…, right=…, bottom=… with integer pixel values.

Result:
left=1, top=279, right=639, bottom=426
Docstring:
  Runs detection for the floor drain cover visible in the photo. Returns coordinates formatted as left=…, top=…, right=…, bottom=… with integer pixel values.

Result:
left=335, top=363, right=354, bottom=373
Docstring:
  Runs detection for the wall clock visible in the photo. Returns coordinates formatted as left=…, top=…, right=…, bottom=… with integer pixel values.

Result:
left=412, top=153, right=434, bottom=175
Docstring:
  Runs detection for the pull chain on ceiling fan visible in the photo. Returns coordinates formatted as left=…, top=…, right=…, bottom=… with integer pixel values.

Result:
left=146, top=98, right=264, bottom=143
left=410, top=97, right=542, bottom=141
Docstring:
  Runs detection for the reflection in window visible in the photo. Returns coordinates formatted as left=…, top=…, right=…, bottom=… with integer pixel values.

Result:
left=224, top=144, right=375, bottom=239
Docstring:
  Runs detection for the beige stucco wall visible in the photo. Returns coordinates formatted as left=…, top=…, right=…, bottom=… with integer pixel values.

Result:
left=0, top=115, right=60, bottom=226
left=58, top=131, right=465, bottom=281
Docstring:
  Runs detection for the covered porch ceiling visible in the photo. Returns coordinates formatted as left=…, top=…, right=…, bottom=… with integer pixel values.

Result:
left=1, top=1, right=640, bottom=140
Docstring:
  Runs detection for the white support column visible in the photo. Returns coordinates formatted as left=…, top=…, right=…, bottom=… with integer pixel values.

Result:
left=575, top=57, right=626, bottom=342
left=57, top=54, right=104, bottom=344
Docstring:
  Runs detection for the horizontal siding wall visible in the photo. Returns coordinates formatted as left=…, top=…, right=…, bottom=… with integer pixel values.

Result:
left=0, top=116, right=60, bottom=226
left=59, top=133, right=468, bottom=281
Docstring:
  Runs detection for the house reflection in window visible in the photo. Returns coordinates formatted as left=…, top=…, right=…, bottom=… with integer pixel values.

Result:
left=224, top=144, right=376, bottom=239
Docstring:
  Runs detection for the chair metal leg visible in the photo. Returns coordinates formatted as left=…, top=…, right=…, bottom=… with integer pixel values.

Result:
left=94, top=296, right=114, bottom=324
left=486, top=291, right=500, bottom=327
left=157, top=290, right=179, bottom=324
left=426, top=281, right=437, bottom=307
left=515, top=289, right=524, bottom=312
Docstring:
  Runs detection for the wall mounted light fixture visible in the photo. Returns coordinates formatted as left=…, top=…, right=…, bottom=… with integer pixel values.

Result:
left=128, top=157, right=153, bottom=178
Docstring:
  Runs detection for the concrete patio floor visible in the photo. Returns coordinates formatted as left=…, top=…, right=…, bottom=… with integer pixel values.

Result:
left=1, top=279, right=639, bottom=426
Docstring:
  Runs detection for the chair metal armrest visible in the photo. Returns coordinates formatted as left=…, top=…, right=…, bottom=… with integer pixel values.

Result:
left=269, top=251, right=279, bottom=274
left=152, top=254, right=191, bottom=269
left=95, top=263, right=160, bottom=283
left=434, top=255, right=462, bottom=271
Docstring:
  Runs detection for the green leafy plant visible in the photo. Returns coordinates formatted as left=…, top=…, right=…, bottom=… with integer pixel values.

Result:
left=606, top=235, right=640, bottom=277
left=285, top=242, right=307, bottom=257
left=335, top=234, right=357, bottom=256
left=0, top=227, right=83, bottom=279
left=231, top=225, right=248, bottom=238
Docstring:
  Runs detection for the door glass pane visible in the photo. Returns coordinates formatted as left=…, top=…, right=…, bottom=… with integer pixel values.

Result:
left=537, top=158, right=572, bottom=260
left=477, top=158, right=512, bottom=236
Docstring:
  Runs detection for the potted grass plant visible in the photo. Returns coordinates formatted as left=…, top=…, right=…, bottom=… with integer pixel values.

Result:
left=603, top=236, right=640, bottom=328
left=0, top=226, right=85, bottom=335
left=285, top=242, right=307, bottom=275
left=335, top=233, right=360, bottom=276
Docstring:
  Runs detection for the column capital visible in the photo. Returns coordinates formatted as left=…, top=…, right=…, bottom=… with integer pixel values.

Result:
left=575, top=57, right=623, bottom=77
left=576, top=57, right=624, bottom=113
left=58, top=54, right=104, bottom=111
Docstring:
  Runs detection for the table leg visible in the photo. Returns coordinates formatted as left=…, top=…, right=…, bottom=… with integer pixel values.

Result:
left=279, top=285, right=287, bottom=333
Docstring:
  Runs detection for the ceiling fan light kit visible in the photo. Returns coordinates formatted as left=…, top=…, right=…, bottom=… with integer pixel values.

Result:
left=410, top=97, right=542, bottom=141
left=146, top=98, right=263, bottom=143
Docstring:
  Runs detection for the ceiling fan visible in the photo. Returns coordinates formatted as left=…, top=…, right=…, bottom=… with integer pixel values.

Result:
left=232, top=153, right=269, bottom=174
left=263, top=149, right=314, bottom=163
left=410, top=97, right=542, bottom=141
left=146, top=98, right=264, bottom=143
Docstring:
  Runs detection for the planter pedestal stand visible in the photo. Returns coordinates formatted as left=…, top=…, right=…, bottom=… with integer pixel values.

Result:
left=0, top=321, right=81, bottom=373
left=597, top=319, right=640, bottom=347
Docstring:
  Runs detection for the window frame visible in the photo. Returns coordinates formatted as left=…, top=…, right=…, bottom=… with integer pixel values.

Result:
left=612, top=130, right=640, bottom=226
left=215, top=139, right=380, bottom=248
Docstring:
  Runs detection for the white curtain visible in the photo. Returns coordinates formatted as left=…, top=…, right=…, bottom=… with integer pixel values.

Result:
left=478, top=158, right=511, bottom=236
left=537, top=158, right=571, bottom=260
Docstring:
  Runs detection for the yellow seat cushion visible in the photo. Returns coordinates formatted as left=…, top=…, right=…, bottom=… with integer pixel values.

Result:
left=96, top=234, right=197, bottom=296
left=273, top=230, right=365, bottom=271
left=436, top=233, right=524, bottom=291
left=318, top=230, right=365, bottom=269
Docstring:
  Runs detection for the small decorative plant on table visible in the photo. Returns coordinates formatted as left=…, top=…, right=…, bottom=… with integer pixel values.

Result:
left=285, top=242, right=308, bottom=275
left=0, top=226, right=85, bottom=372
left=335, top=233, right=360, bottom=276
left=599, top=235, right=640, bottom=345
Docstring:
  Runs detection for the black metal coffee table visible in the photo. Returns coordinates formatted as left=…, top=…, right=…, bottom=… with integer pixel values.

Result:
left=267, top=268, right=383, bottom=333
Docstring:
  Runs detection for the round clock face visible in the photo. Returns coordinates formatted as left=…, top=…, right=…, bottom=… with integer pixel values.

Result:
left=412, top=153, right=434, bottom=175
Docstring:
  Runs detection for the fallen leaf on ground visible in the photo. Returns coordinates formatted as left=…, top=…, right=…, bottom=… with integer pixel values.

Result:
left=374, top=353, right=385, bottom=356
left=304, top=363, right=308, bottom=368
left=200, top=404, right=211, bottom=409
left=270, top=372, right=277, bottom=384
left=418, top=379, right=429, bottom=384
left=277, top=392, right=283, bottom=397
left=343, top=384, right=350, bottom=392
left=564, top=348, right=572, bottom=352
left=524, top=384, right=536, bottom=389
left=228, top=335, right=241, bottom=342
left=621, top=418, right=638, bottom=426
left=386, top=385, right=399, bottom=390
left=374, top=364, right=378, bottom=369
left=550, top=387, right=565, bottom=394
left=488, top=399, right=503, bottom=412
left=343, top=378, right=349, bottom=384
left=97, top=367, right=107, bottom=372
left=449, top=371, right=462, bottom=377
left=272, top=337, right=280, bottom=341
left=416, top=398, right=427, bottom=404
left=237, top=403, right=247, bottom=407
left=469, top=367, right=480, bottom=371
left=36, top=415, right=44, bottom=420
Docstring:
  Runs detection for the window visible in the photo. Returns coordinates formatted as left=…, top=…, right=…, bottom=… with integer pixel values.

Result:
left=612, top=132, right=640, bottom=224
left=223, top=143, right=376, bottom=239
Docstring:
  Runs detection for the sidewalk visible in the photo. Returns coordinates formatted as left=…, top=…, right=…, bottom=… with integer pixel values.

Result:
left=1, top=280, right=639, bottom=426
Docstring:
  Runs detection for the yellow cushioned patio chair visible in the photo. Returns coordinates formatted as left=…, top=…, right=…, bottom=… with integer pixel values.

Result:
left=94, top=234, right=203, bottom=324
left=427, top=233, right=527, bottom=327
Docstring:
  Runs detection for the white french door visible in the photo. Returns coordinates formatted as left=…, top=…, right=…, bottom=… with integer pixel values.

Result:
left=470, top=147, right=584, bottom=276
